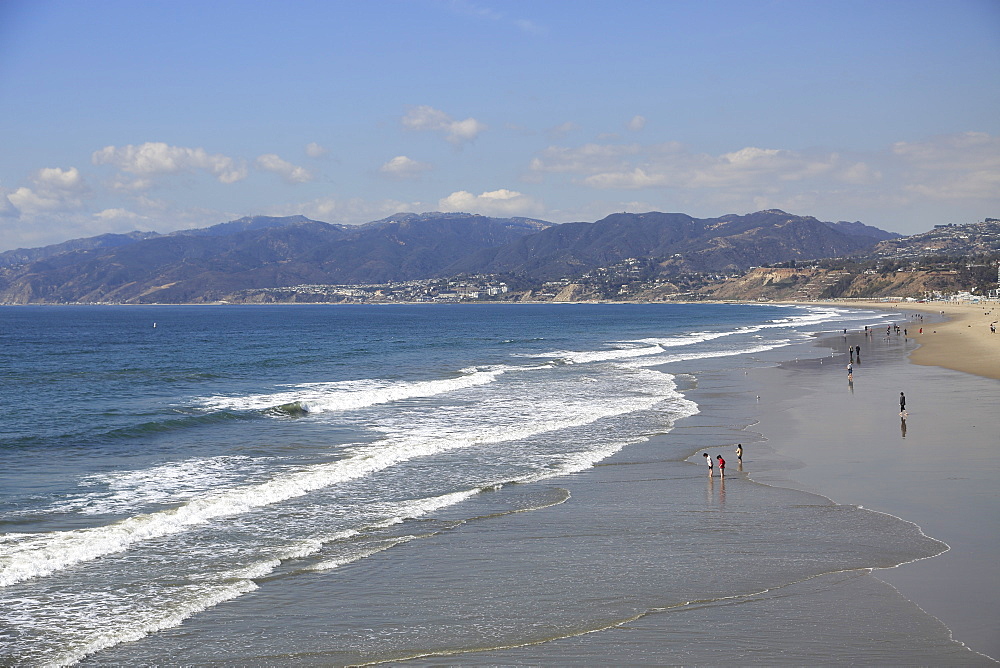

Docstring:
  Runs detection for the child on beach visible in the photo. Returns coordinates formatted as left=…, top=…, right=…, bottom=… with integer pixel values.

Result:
left=735, top=443, right=742, bottom=462
left=717, top=455, right=726, bottom=478
left=703, top=453, right=712, bottom=477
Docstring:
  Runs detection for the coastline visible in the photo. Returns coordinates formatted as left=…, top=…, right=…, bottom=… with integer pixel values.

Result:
left=798, top=299, right=1000, bottom=380
left=71, top=302, right=998, bottom=665
left=744, top=311, right=1000, bottom=660
left=404, top=315, right=996, bottom=664
left=478, top=306, right=999, bottom=663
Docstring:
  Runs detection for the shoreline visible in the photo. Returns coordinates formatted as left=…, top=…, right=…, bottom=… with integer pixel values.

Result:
left=398, top=313, right=995, bottom=664
left=10, top=299, right=997, bottom=381
left=743, top=321, right=1000, bottom=661
left=73, top=302, right=997, bottom=665
left=786, top=299, right=1000, bottom=381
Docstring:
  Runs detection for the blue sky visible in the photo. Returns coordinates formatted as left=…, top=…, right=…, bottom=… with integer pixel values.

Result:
left=1, top=0, right=998, bottom=251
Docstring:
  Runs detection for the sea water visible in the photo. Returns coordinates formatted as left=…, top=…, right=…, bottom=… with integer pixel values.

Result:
left=0, top=303, right=969, bottom=665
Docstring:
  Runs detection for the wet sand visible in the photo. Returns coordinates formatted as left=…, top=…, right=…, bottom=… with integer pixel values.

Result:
left=820, top=299, right=1000, bottom=380
left=440, top=306, right=1000, bottom=664
left=83, top=303, right=998, bottom=665
left=746, top=313, right=1000, bottom=660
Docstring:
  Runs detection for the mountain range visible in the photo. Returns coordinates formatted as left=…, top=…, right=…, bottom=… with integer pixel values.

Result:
left=0, top=210, right=900, bottom=304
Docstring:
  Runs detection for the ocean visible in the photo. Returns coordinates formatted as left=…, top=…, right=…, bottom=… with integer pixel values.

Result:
left=0, top=303, right=971, bottom=665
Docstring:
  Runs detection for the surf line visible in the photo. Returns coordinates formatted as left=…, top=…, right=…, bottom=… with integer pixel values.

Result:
left=0, top=387, right=659, bottom=588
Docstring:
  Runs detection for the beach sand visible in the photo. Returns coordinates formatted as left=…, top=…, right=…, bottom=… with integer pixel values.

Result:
left=84, top=302, right=998, bottom=665
left=823, top=299, right=1000, bottom=381
left=465, top=302, right=1000, bottom=663
left=747, top=324, right=1000, bottom=661
left=413, top=319, right=999, bottom=665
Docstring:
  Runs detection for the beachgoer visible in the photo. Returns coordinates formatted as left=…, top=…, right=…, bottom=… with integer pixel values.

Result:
left=899, top=391, right=906, bottom=414
left=703, top=453, right=713, bottom=477
left=717, top=455, right=726, bottom=478
left=735, top=443, right=743, bottom=461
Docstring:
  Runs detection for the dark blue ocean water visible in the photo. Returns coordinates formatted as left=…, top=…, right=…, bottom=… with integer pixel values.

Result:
left=1, top=303, right=949, bottom=665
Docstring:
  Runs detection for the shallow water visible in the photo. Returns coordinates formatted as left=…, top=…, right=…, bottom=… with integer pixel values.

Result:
left=0, top=303, right=974, bottom=665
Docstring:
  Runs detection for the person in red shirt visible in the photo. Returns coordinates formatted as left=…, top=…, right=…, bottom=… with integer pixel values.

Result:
left=716, top=455, right=726, bottom=478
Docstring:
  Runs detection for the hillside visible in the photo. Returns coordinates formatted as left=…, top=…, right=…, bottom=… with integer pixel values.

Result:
left=448, top=210, right=886, bottom=280
left=871, top=219, right=1000, bottom=258
left=696, top=267, right=972, bottom=301
left=0, top=210, right=898, bottom=304
left=0, top=231, right=161, bottom=269
left=0, top=214, right=552, bottom=303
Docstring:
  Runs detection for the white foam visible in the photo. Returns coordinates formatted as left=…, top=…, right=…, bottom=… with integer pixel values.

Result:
left=530, top=325, right=782, bottom=367
left=533, top=341, right=669, bottom=365
left=0, top=368, right=673, bottom=589
left=45, top=455, right=274, bottom=516
left=195, top=366, right=509, bottom=414
left=7, top=489, right=485, bottom=665
left=49, top=579, right=259, bottom=667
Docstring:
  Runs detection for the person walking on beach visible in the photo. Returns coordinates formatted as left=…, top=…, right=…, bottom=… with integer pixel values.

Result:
left=735, top=443, right=743, bottom=462
left=703, top=453, right=713, bottom=478
left=717, top=455, right=726, bottom=478
left=847, top=362, right=853, bottom=380
left=899, top=391, right=906, bottom=415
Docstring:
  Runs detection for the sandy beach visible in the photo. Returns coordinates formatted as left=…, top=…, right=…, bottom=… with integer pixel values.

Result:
left=821, top=299, right=1000, bottom=380
left=72, top=302, right=997, bottom=665
left=749, top=324, right=999, bottom=661
left=707, top=299, right=1000, bottom=660
left=457, top=301, right=1000, bottom=663
left=409, top=307, right=999, bottom=664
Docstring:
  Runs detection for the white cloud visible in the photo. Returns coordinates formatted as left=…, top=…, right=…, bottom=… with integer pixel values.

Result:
left=529, top=141, right=841, bottom=191
left=402, top=105, right=450, bottom=132
left=903, top=170, right=1000, bottom=200
left=255, top=154, right=313, bottom=184
left=627, top=115, right=647, bottom=132
left=547, top=121, right=580, bottom=139
left=36, top=166, right=86, bottom=191
left=838, top=162, right=882, bottom=184
left=109, top=175, right=155, bottom=192
left=584, top=168, right=668, bottom=189
left=0, top=189, right=18, bottom=217
left=892, top=131, right=1000, bottom=170
left=289, top=196, right=422, bottom=225
left=7, top=187, right=62, bottom=214
left=402, top=105, right=488, bottom=146
left=6, top=166, right=89, bottom=216
left=379, top=155, right=432, bottom=178
left=438, top=189, right=545, bottom=217
left=529, top=143, right=647, bottom=175
left=94, top=208, right=143, bottom=222
left=892, top=132, right=1000, bottom=200
left=92, top=142, right=248, bottom=184
left=305, top=142, right=329, bottom=158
